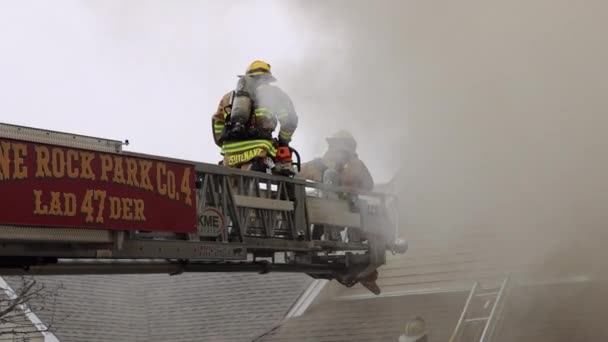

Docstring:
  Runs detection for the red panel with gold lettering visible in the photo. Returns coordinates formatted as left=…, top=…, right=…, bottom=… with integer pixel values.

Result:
left=0, top=138, right=197, bottom=233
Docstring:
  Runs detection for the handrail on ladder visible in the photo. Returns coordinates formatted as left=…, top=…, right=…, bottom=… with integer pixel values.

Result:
left=449, top=277, right=510, bottom=342
left=479, top=278, right=509, bottom=342
left=449, top=282, right=479, bottom=342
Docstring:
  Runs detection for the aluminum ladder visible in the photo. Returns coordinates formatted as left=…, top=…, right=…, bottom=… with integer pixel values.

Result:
left=449, top=277, right=510, bottom=342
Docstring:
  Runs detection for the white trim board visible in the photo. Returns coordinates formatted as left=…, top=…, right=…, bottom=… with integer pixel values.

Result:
left=0, top=276, right=60, bottom=342
left=285, top=279, right=328, bottom=318
left=335, top=274, right=592, bottom=301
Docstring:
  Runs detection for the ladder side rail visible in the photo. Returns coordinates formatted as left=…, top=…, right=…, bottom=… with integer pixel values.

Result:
left=479, top=277, right=510, bottom=342
left=450, top=282, right=480, bottom=342
left=0, top=122, right=123, bottom=153
left=488, top=280, right=511, bottom=342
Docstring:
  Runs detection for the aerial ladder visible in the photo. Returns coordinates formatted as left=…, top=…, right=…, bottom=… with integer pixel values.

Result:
left=0, top=123, right=406, bottom=293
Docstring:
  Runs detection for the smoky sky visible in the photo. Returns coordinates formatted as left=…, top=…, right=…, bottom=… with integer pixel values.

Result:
left=2, top=0, right=608, bottom=246
left=0, top=0, right=342, bottom=175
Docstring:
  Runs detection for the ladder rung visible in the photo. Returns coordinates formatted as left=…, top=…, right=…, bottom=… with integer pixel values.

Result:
left=465, top=317, right=490, bottom=323
left=475, top=291, right=498, bottom=297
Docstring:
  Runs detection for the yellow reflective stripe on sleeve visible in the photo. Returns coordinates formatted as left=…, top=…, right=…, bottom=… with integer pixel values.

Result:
left=254, top=108, right=272, bottom=118
left=277, top=110, right=289, bottom=119
left=221, top=139, right=277, bottom=156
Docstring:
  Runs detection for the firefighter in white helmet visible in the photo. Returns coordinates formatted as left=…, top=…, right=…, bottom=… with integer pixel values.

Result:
left=299, top=130, right=379, bottom=294
left=399, top=317, right=428, bottom=342
left=299, top=129, right=374, bottom=235
left=298, top=130, right=373, bottom=189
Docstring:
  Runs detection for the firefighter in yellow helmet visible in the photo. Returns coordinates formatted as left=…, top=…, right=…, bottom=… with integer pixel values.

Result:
left=399, top=317, right=428, bottom=342
left=212, top=60, right=298, bottom=171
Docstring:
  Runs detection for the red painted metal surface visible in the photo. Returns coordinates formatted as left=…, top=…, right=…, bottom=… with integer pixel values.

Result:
left=0, top=138, right=196, bottom=233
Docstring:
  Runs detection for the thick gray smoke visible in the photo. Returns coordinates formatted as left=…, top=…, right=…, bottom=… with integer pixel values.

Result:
left=281, top=0, right=608, bottom=279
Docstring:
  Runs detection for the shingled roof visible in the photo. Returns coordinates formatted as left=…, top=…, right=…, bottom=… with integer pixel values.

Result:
left=256, top=291, right=465, bottom=342
left=8, top=273, right=311, bottom=342
left=496, top=282, right=608, bottom=341
left=257, top=280, right=608, bottom=342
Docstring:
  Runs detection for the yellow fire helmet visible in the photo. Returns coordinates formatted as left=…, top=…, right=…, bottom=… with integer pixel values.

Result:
left=243, top=60, right=276, bottom=81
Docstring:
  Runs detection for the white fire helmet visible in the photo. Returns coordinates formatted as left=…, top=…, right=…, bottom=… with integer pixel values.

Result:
left=398, top=316, right=427, bottom=342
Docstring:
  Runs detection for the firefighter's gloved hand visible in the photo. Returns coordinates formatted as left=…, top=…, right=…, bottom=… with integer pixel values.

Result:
left=322, top=168, right=339, bottom=186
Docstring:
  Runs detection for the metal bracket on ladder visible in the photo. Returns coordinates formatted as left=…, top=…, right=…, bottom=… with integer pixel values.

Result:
left=449, top=277, right=510, bottom=342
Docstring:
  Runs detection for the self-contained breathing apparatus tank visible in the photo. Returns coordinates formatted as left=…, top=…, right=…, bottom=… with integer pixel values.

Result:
left=226, top=76, right=253, bottom=138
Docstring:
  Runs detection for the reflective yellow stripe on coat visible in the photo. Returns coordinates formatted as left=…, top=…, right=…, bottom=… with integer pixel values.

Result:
left=213, top=123, right=224, bottom=134
left=221, top=139, right=277, bottom=157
